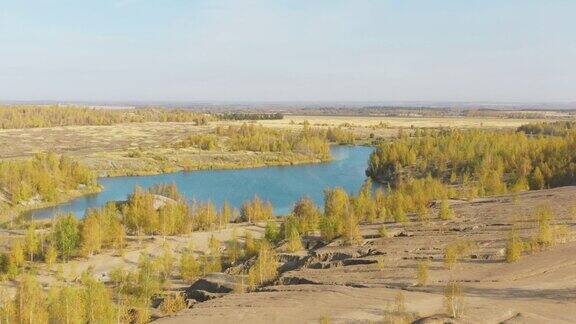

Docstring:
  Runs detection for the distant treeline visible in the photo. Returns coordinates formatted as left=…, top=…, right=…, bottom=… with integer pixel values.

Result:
left=216, top=112, right=283, bottom=120
left=0, top=153, right=97, bottom=207
left=367, top=127, right=576, bottom=198
left=517, top=120, right=576, bottom=136
left=462, top=109, right=548, bottom=119
left=279, top=106, right=568, bottom=119
left=0, top=106, right=212, bottom=129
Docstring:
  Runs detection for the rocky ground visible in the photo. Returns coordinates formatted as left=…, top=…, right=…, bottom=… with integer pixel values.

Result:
left=158, top=187, right=576, bottom=323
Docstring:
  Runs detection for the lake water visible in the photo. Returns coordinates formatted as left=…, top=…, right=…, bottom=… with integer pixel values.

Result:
left=29, top=145, right=373, bottom=219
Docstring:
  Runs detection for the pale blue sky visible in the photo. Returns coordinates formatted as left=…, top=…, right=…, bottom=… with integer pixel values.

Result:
left=0, top=1, right=574, bottom=102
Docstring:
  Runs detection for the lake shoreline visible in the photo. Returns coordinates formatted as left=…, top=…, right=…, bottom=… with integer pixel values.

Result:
left=26, top=145, right=373, bottom=220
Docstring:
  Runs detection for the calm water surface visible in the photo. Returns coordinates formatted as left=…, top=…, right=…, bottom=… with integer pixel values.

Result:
left=29, top=145, right=373, bottom=219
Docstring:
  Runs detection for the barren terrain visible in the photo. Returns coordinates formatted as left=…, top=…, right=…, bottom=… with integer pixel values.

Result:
left=157, top=187, right=576, bottom=323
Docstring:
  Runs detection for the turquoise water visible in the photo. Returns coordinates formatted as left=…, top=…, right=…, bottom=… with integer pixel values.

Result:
left=29, top=145, right=373, bottom=219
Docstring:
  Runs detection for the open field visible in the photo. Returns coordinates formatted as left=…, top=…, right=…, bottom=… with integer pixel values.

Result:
left=157, top=187, right=576, bottom=323
left=257, top=115, right=559, bottom=128
left=0, top=121, right=326, bottom=177
left=221, top=115, right=567, bottom=143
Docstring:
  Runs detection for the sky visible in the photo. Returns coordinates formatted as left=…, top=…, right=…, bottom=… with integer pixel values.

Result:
left=0, top=0, right=575, bottom=103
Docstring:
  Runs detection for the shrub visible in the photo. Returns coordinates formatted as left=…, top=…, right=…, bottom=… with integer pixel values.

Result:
left=378, top=225, right=390, bottom=238
left=506, top=226, right=523, bottom=263
left=377, top=256, right=386, bottom=271
left=52, top=214, right=80, bottom=261
left=226, top=228, right=244, bottom=264
left=286, top=228, right=303, bottom=253
left=244, top=231, right=259, bottom=258
left=535, top=205, right=554, bottom=246
left=159, top=293, right=187, bottom=315
left=180, top=248, right=200, bottom=283
left=292, top=196, right=322, bottom=234
left=439, top=199, right=454, bottom=220
left=9, top=240, right=25, bottom=269
left=444, top=282, right=465, bottom=319
left=264, top=220, right=281, bottom=245
left=382, top=293, right=416, bottom=324
left=444, top=240, right=474, bottom=270
left=416, top=261, right=429, bottom=286
left=247, top=243, right=278, bottom=289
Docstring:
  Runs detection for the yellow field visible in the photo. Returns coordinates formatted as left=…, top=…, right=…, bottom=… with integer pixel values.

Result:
left=0, top=115, right=563, bottom=177
left=256, top=115, right=557, bottom=129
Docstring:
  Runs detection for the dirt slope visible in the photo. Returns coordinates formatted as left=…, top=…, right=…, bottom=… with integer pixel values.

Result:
left=158, top=187, right=576, bottom=323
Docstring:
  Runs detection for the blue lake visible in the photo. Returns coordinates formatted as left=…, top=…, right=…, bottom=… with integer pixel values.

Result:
left=29, top=145, right=373, bottom=219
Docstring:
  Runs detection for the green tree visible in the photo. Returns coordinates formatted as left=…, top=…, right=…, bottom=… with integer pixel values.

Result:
left=247, top=242, right=278, bottom=289
left=180, top=246, right=200, bottom=283
left=15, top=275, right=49, bottom=323
left=292, top=196, right=321, bottom=234
left=80, top=272, right=117, bottom=323
left=48, top=285, right=84, bottom=324
left=80, top=212, right=102, bottom=257
left=24, top=225, right=40, bottom=262
left=52, top=213, right=80, bottom=261
left=264, top=220, right=281, bottom=245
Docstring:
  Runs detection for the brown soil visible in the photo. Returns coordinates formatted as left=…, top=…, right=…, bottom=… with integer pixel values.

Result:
left=157, top=187, right=576, bottom=323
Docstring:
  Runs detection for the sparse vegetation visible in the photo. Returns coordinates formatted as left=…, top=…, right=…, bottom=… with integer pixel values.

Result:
left=506, top=226, right=524, bottom=262
left=444, top=240, right=475, bottom=270
left=247, top=242, right=278, bottom=289
left=416, top=260, right=429, bottom=286
left=444, top=281, right=465, bottom=319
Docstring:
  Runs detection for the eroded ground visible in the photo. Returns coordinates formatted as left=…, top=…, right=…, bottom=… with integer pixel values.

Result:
left=158, top=187, right=576, bottom=323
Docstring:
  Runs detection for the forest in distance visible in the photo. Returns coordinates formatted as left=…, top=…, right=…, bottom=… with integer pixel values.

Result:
left=0, top=105, right=575, bottom=323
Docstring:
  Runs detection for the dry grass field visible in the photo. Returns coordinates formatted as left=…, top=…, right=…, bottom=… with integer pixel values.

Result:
left=0, top=115, right=564, bottom=176
left=259, top=115, right=555, bottom=129
left=1, top=115, right=563, bottom=177
left=0, top=121, right=324, bottom=176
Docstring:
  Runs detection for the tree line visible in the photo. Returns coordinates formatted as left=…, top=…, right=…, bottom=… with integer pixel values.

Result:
left=366, top=128, right=576, bottom=198
left=0, top=153, right=97, bottom=208
left=216, top=112, right=284, bottom=120
left=0, top=105, right=211, bottom=129
left=517, top=120, right=576, bottom=136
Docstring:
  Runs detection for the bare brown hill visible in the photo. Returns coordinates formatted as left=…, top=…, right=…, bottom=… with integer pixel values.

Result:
left=158, top=187, right=576, bottom=323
